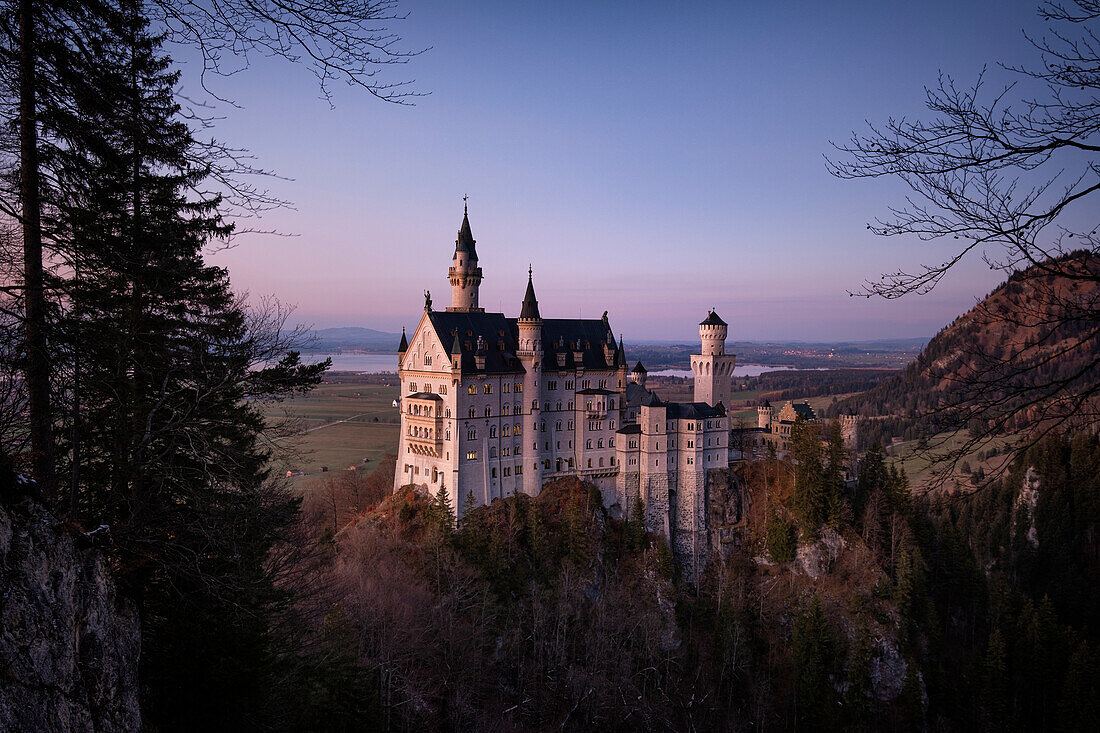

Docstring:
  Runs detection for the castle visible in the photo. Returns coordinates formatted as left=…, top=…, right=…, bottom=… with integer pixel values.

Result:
left=394, top=206, right=852, bottom=577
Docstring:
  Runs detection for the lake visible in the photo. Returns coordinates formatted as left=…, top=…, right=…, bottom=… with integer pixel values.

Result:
left=309, top=352, right=802, bottom=378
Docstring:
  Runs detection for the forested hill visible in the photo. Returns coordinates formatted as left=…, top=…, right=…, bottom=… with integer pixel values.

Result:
left=836, top=252, right=1099, bottom=442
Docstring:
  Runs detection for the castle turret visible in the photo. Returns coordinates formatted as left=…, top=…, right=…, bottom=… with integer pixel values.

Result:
left=446, top=201, right=484, bottom=312
left=517, top=268, right=543, bottom=495
left=691, top=310, right=737, bottom=407
left=630, top=361, right=648, bottom=388
left=757, top=400, right=773, bottom=429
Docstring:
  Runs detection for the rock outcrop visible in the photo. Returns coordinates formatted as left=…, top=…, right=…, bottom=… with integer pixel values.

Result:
left=1, top=486, right=141, bottom=731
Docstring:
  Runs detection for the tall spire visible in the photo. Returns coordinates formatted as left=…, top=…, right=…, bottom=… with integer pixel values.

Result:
left=456, top=199, right=476, bottom=258
left=519, top=266, right=540, bottom=320
left=616, top=334, right=626, bottom=367
left=398, top=326, right=408, bottom=353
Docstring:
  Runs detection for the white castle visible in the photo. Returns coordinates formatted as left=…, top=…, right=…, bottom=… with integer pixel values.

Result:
left=395, top=206, right=744, bottom=576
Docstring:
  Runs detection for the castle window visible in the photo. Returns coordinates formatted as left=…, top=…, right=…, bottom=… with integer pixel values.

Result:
left=586, top=401, right=592, bottom=411
left=543, top=460, right=551, bottom=469
left=609, top=437, right=616, bottom=448
left=610, top=420, right=615, bottom=429
left=688, top=440, right=693, bottom=448
left=503, top=467, right=511, bottom=476
left=567, top=420, right=574, bottom=430
left=556, top=401, right=562, bottom=410
left=609, top=399, right=615, bottom=409
left=514, top=424, right=522, bottom=435
left=440, top=385, right=447, bottom=395
left=503, top=404, right=510, bottom=416
left=597, top=439, right=604, bottom=448
left=425, top=356, right=432, bottom=366
left=540, top=421, right=546, bottom=431
left=491, top=467, right=497, bottom=478
left=687, top=457, right=694, bottom=465
left=410, top=382, right=417, bottom=391
left=468, top=408, right=476, bottom=418
left=445, top=408, right=451, bottom=417
left=483, top=384, right=492, bottom=394
left=587, top=459, right=592, bottom=468
left=466, top=450, right=478, bottom=461
left=490, top=426, right=497, bottom=438
left=586, top=440, right=592, bottom=449
left=565, top=380, right=574, bottom=389
left=503, top=447, right=511, bottom=457
left=484, top=407, right=491, bottom=417
left=629, top=440, right=637, bottom=448
left=548, top=380, right=557, bottom=390
left=503, top=425, right=511, bottom=437
left=467, top=429, right=477, bottom=440
left=599, top=457, right=604, bottom=467
left=516, top=464, right=523, bottom=475
left=582, top=380, right=590, bottom=389
left=568, top=401, right=574, bottom=410
left=515, top=445, right=522, bottom=455
left=536, top=400, right=542, bottom=410
left=446, top=430, right=451, bottom=441
left=514, top=383, right=522, bottom=392
left=555, top=421, right=562, bottom=431
left=544, top=402, right=551, bottom=411
left=468, top=385, right=476, bottom=395
left=490, top=447, right=497, bottom=458
left=599, top=380, right=606, bottom=388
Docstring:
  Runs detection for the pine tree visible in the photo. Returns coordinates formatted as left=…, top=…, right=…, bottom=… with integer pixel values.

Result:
left=793, top=595, right=838, bottom=730
left=791, top=417, right=827, bottom=537
left=35, top=4, right=325, bottom=726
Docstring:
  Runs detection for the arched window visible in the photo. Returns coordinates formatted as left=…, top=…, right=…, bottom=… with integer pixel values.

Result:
left=555, top=421, right=562, bottom=430
left=597, top=439, right=603, bottom=448
left=483, top=384, right=492, bottom=394
left=484, top=407, right=491, bottom=417
left=490, top=447, right=497, bottom=458
left=586, top=440, right=592, bottom=449
left=503, top=404, right=510, bottom=415
left=468, top=384, right=476, bottom=394
left=468, top=408, right=475, bottom=418
left=490, top=426, right=497, bottom=438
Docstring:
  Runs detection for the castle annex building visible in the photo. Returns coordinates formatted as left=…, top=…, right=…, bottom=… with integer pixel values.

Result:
left=394, top=207, right=743, bottom=576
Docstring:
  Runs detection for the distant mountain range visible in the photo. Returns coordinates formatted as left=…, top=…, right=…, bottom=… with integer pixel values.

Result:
left=307, top=327, right=403, bottom=352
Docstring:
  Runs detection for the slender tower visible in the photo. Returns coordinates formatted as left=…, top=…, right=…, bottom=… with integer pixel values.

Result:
left=516, top=267, right=544, bottom=496
left=447, top=199, right=484, bottom=312
left=691, top=309, right=736, bottom=407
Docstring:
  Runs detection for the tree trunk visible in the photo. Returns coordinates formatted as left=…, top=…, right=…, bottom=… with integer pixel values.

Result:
left=18, top=0, right=56, bottom=496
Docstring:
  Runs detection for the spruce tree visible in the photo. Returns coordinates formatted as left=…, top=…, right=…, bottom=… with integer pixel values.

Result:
left=39, top=3, right=325, bottom=726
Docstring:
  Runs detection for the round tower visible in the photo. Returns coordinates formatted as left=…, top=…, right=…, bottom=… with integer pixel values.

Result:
left=692, top=309, right=736, bottom=407
left=699, top=309, right=728, bottom=356
left=516, top=268, right=543, bottom=496
left=630, top=361, right=648, bottom=388
left=446, top=200, right=484, bottom=313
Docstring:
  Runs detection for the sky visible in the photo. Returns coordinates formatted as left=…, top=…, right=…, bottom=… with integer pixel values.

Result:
left=185, top=0, right=1045, bottom=342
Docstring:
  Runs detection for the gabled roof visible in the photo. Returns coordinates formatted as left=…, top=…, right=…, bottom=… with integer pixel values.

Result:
left=541, top=318, right=617, bottom=370
left=665, top=401, right=726, bottom=420
left=792, top=402, right=816, bottom=420
left=631, top=361, right=647, bottom=373
left=700, top=310, right=727, bottom=326
left=427, top=311, right=525, bottom=374
left=617, top=423, right=643, bottom=435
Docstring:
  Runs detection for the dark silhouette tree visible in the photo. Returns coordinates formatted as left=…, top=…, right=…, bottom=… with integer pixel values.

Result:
left=828, top=1, right=1100, bottom=482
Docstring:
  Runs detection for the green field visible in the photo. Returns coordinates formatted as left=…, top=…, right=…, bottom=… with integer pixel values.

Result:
left=261, top=373, right=400, bottom=485
left=883, top=430, right=1017, bottom=493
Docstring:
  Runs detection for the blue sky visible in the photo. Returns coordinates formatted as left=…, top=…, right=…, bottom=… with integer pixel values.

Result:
left=192, top=0, right=1042, bottom=341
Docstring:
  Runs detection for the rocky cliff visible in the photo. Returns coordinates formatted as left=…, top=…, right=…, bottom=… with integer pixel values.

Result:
left=1, top=481, right=141, bottom=731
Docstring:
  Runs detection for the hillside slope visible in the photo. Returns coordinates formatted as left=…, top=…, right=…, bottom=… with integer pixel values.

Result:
left=837, top=252, right=1099, bottom=446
